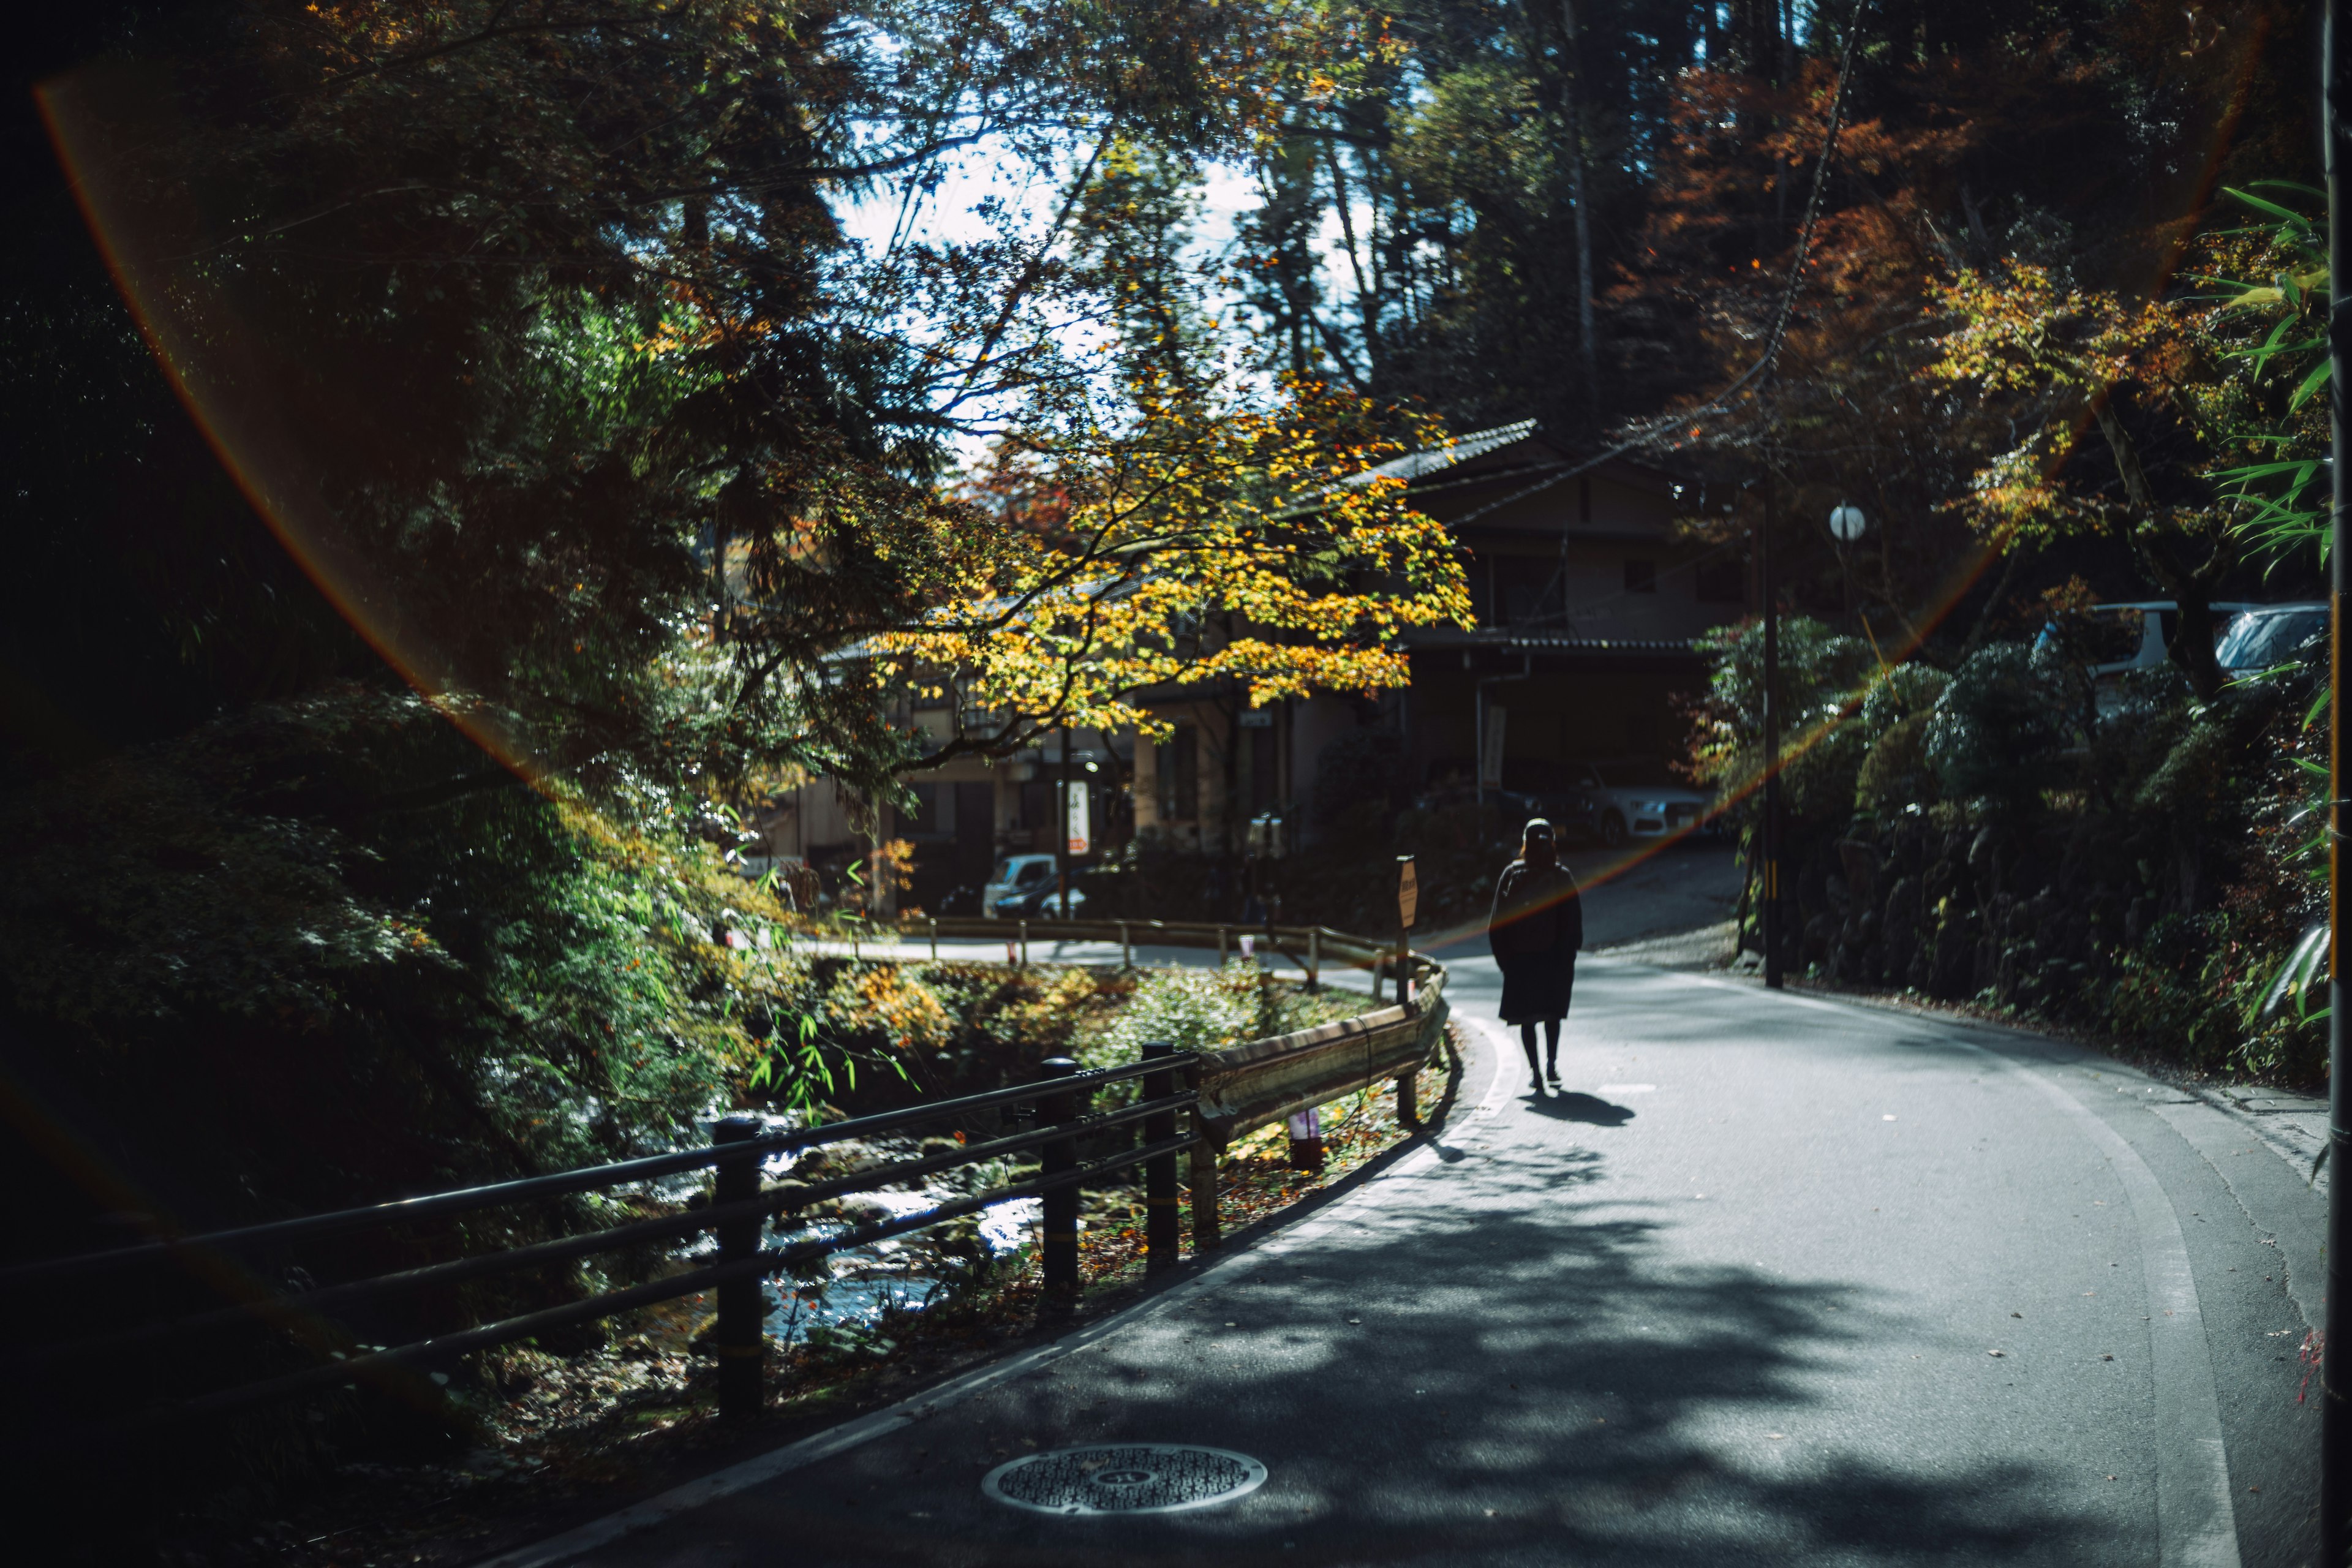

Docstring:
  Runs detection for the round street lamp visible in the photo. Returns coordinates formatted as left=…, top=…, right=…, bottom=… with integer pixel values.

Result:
left=1827, top=502, right=1866, bottom=627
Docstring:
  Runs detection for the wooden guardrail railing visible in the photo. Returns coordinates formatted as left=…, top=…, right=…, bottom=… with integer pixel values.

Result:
left=0, top=927, right=1447, bottom=1446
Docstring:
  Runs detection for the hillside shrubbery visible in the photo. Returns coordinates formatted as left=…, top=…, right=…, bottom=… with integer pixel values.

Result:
left=1687, top=617, right=2324, bottom=1085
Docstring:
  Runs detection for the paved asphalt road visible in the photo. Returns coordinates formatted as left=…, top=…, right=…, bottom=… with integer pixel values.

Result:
left=805, top=839, right=1742, bottom=973
left=490, top=939, right=2331, bottom=1568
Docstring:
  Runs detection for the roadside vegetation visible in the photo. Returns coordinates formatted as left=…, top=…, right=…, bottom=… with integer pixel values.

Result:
left=1687, top=178, right=2336, bottom=1086
left=0, top=0, right=2335, bottom=1556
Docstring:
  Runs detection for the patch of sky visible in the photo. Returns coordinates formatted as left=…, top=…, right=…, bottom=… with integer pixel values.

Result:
left=824, top=127, right=1381, bottom=473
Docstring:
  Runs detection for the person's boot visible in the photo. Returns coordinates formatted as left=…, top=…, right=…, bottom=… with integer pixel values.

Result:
left=1545, top=1058, right=1562, bottom=1087
left=1526, top=1063, right=1545, bottom=1093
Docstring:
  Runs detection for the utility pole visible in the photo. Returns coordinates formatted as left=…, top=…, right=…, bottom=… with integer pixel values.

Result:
left=1761, top=469, right=1784, bottom=990
left=2323, top=5, right=2350, bottom=1556
left=1055, top=724, right=1072, bottom=915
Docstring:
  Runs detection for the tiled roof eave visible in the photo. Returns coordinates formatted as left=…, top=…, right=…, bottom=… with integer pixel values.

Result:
left=1399, top=629, right=1708, bottom=655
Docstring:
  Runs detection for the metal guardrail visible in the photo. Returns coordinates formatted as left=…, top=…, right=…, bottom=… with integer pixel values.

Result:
left=811, top=914, right=1409, bottom=993
left=2, top=926, right=1449, bottom=1442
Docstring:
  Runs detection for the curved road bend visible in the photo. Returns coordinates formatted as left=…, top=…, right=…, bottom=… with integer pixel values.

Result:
left=488, top=947, right=2328, bottom=1567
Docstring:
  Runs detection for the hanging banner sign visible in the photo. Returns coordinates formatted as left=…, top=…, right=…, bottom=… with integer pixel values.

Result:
left=1065, top=782, right=1091, bottom=856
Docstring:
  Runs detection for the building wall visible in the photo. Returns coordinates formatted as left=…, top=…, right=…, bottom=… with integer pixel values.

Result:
left=1130, top=699, right=1240, bottom=852
left=1405, top=656, right=1703, bottom=792
left=1287, top=694, right=1364, bottom=846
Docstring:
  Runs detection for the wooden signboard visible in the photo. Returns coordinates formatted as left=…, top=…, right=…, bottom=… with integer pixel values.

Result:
left=1396, top=856, right=1418, bottom=929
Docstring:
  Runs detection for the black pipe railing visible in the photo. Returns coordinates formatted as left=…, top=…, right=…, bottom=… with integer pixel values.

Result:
left=6, top=1049, right=1207, bottom=1444
left=0, top=1055, right=1178, bottom=1291
left=7, top=920, right=1452, bottom=1451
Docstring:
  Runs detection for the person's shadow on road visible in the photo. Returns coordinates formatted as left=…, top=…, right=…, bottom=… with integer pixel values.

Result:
left=1521, top=1090, right=1635, bottom=1126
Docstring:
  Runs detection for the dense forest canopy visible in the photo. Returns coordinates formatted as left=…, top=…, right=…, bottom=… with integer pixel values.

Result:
left=1213, top=1, right=2316, bottom=646
left=5, top=0, right=2319, bottom=803
left=0, top=0, right=2326, bottom=1238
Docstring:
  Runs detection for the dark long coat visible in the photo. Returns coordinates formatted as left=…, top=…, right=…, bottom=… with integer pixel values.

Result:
left=1487, top=856, right=1583, bottom=1024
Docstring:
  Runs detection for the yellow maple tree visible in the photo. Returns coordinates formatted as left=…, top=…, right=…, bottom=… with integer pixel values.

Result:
left=867, top=371, right=1473, bottom=756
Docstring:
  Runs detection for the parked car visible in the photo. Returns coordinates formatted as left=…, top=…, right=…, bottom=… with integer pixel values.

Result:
left=981, top=853, right=1056, bottom=918
left=930, top=882, right=984, bottom=917
left=1564, top=761, right=1714, bottom=849
left=1413, top=781, right=1591, bottom=843
left=995, top=885, right=1087, bottom=918
left=2033, top=600, right=2260, bottom=680
left=2217, top=600, right=2328, bottom=679
left=1493, top=760, right=1602, bottom=842
left=982, top=854, right=1090, bottom=918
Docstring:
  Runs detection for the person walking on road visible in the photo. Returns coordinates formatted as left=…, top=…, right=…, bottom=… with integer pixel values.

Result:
left=1487, top=818, right=1583, bottom=1093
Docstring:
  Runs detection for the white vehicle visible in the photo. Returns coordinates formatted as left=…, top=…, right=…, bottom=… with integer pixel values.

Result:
left=2217, top=601, right=2328, bottom=677
left=2034, top=600, right=2258, bottom=680
left=1567, top=761, right=1714, bottom=850
left=981, top=853, right=1058, bottom=918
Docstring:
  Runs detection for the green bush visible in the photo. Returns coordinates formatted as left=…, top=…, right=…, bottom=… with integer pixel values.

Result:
left=1081, top=962, right=1262, bottom=1069
left=1688, top=616, right=1875, bottom=824
left=1855, top=712, right=1937, bottom=814
left=1859, top=661, right=1950, bottom=731
left=1924, top=643, right=2072, bottom=813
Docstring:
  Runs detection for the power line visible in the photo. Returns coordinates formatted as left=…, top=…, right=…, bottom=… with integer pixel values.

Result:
left=1445, top=0, right=1875, bottom=530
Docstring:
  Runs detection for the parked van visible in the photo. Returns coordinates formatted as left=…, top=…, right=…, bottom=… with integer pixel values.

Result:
left=2032, top=600, right=2259, bottom=681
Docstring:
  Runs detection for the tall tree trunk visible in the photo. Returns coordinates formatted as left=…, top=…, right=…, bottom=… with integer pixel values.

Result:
left=2089, top=394, right=2230, bottom=698
left=1558, top=0, right=1599, bottom=398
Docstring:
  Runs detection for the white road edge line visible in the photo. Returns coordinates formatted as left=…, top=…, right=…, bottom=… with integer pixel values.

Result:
left=1969, top=1042, right=2245, bottom=1568
left=469, top=1012, right=1507, bottom=1568
left=1632, top=961, right=2245, bottom=1568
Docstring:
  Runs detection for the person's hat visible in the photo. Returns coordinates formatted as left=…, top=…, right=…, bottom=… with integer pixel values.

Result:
left=1524, top=818, right=1554, bottom=841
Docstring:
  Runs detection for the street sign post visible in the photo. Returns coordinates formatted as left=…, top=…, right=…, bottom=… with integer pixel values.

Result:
left=1395, top=856, right=1417, bottom=1008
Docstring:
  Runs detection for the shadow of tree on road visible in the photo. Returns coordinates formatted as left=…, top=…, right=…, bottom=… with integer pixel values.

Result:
left=690, top=1139, right=2097, bottom=1567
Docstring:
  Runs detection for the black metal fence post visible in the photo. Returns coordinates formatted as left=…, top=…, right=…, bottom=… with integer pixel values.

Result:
left=1185, top=1059, right=1221, bottom=1251
left=1396, top=1068, right=1419, bottom=1127
left=712, top=1114, right=764, bottom=1419
left=1039, top=1057, right=1082, bottom=1299
left=1142, top=1041, right=1180, bottom=1273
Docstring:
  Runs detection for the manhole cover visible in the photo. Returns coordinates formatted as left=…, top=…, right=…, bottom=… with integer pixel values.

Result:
left=980, top=1444, right=1267, bottom=1515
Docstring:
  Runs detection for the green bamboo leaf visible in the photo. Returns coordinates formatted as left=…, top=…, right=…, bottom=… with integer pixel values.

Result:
left=2292, top=755, right=2330, bottom=778
left=2223, top=186, right=2318, bottom=231
left=2211, top=459, right=2326, bottom=481
left=2251, top=921, right=2329, bottom=1025
left=2281, top=272, right=2304, bottom=309
left=2289, top=358, right=2332, bottom=412
left=2228, top=335, right=2326, bottom=370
